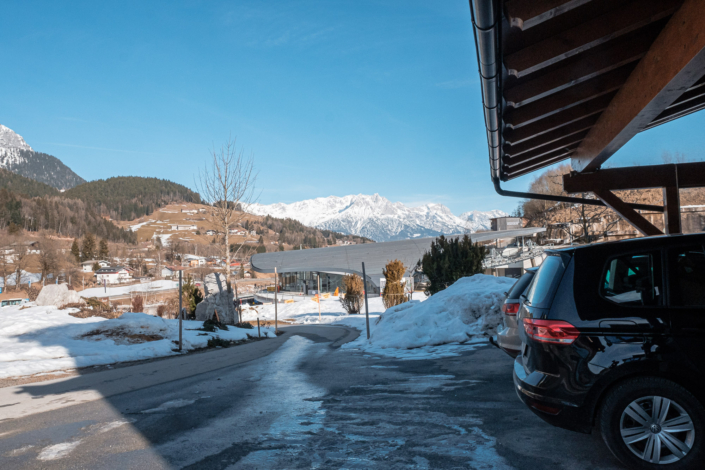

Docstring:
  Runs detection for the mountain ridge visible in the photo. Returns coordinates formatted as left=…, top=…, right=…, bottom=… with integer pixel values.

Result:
left=247, top=194, right=507, bottom=242
left=0, top=124, right=86, bottom=190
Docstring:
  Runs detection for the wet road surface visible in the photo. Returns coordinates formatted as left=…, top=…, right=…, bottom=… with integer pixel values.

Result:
left=0, top=325, right=623, bottom=469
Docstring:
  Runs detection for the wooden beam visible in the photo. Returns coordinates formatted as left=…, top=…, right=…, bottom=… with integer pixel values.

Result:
left=504, top=94, right=612, bottom=140
left=504, top=0, right=679, bottom=77
left=504, top=65, right=632, bottom=128
left=663, top=185, right=681, bottom=234
left=563, top=162, right=705, bottom=192
left=504, top=27, right=657, bottom=107
left=504, top=118, right=594, bottom=154
left=505, top=0, right=591, bottom=30
left=592, top=189, right=663, bottom=236
left=504, top=149, right=574, bottom=176
left=572, top=0, right=705, bottom=172
left=504, top=132, right=587, bottom=164
left=504, top=153, right=573, bottom=180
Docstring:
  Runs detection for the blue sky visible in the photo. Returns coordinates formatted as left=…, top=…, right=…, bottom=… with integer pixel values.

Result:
left=1, top=0, right=704, bottom=215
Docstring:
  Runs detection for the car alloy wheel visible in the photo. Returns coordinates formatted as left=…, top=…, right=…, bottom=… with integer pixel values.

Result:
left=620, top=396, right=695, bottom=464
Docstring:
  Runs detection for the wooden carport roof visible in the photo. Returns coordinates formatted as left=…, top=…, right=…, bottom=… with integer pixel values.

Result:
left=470, top=0, right=705, bottom=235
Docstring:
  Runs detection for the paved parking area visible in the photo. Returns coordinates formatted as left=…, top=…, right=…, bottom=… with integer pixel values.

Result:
left=0, top=326, right=623, bottom=469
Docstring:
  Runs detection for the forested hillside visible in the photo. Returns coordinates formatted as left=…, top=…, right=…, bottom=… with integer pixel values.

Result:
left=0, top=169, right=61, bottom=198
left=259, top=215, right=371, bottom=248
left=0, top=189, right=136, bottom=242
left=9, top=149, right=86, bottom=190
left=65, top=176, right=201, bottom=221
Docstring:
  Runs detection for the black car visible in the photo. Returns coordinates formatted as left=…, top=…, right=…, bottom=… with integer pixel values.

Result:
left=513, top=233, right=705, bottom=469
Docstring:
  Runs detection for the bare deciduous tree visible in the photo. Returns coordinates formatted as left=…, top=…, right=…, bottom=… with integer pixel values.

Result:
left=196, top=137, right=257, bottom=288
left=39, top=237, right=60, bottom=282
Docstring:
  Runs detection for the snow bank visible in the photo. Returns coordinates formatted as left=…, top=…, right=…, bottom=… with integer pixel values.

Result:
left=0, top=307, right=273, bottom=379
left=35, top=284, right=85, bottom=307
left=363, top=275, right=515, bottom=350
left=0, top=270, right=41, bottom=287
left=80, top=280, right=178, bottom=298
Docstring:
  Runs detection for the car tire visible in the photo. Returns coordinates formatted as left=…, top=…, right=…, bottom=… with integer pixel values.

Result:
left=598, top=377, right=704, bottom=470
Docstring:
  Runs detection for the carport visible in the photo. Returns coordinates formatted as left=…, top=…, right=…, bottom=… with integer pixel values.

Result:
left=469, top=0, right=705, bottom=235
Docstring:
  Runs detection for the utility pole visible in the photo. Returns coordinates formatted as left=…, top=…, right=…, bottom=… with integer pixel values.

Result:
left=361, top=262, right=370, bottom=340
left=178, top=269, right=183, bottom=351
left=274, top=267, right=278, bottom=333
left=317, top=273, right=321, bottom=321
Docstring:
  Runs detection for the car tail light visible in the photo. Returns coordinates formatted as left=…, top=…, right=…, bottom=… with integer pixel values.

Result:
left=530, top=401, right=561, bottom=415
left=523, top=319, right=579, bottom=344
left=502, top=302, right=520, bottom=316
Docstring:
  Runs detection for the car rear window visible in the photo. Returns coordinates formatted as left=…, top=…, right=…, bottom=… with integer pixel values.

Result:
left=600, top=251, right=662, bottom=307
left=524, top=254, right=567, bottom=309
left=506, top=271, right=535, bottom=300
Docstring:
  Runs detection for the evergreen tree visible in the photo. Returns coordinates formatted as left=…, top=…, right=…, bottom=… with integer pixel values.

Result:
left=256, top=245, right=267, bottom=254
left=419, top=235, right=487, bottom=295
left=82, top=233, right=96, bottom=261
left=71, top=239, right=81, bottom=263
left=182, top=275, right=203, bottom=315
left=98, top=238, right=109, bottom=260
left=258, top=235, right=264, bottom=244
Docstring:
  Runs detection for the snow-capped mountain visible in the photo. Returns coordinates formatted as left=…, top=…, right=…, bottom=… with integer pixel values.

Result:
left=247, top=194, right=507, bottom=242
left=0, top=124, right=85, bottom=190
left=459, top=209, right=509, bottom=230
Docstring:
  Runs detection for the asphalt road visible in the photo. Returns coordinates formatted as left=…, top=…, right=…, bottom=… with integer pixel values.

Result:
left=0, top=325, right=624, bottom=469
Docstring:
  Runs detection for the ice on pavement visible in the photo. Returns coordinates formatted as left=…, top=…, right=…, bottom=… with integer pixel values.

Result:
left=0, top=307, right=273, bottom=379
left=243, top=274, right=514, bottom=358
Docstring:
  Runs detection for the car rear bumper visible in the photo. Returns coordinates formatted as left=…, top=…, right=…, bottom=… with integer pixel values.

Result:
left=512, top=357, right=592, bottom=434
left=497, top=325, right=521, bottom=357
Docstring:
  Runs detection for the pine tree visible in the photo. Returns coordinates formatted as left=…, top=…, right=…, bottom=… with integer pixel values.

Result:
left=419, top=235, right=487, bottom=295
left=98, top=238, right=109, bottom=260
left=82, top=233, right=96, bottom=262
left=70, top=239, right=81, bottom=263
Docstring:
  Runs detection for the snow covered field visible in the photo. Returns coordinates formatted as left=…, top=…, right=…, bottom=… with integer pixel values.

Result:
left=80, top=280, right=178, bottom=298
left=243, top=274, right=514, bottom=359
left=0, top=307, right=273, bottom=379
left=0, top=275, right=513, bottom=378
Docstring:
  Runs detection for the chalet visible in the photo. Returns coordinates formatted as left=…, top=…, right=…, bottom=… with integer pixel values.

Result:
left=95, top=266, right=131, bottom=285
left=81, top=260, right=110, bottom=273
left=161, top=266, right=178, bottom=278
left=182, top=254, right=206, bottom=267
left=205, top=230, right=216, bottom=236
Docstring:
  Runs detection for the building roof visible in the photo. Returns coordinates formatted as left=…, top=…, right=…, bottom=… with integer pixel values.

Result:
left=250, top=228, right=545, bottom=286
left=470, top=0, right=705, bottom=182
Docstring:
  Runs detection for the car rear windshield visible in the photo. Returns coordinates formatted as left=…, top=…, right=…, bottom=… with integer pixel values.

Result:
left=524, top=254, right=568, bottom=309
left=506, top=272, right=535, bottom=300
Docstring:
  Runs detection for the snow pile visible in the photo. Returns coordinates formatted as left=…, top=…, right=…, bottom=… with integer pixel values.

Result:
left=364, top=275, right=515, bottom=350
left=0, top=270, right=42, bottom=287
left=240, top=294, right=389, bottom=325
left=35, top=284, right=85, bottom=307
left=80, top=280, right=177, bottom=298
left=0, top=307, right=273, bottom=379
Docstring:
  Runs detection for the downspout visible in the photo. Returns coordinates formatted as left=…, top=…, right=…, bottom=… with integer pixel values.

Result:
left=469, top=0, right=663, bottom=213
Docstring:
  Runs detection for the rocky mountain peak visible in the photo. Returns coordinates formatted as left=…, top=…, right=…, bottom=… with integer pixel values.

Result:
left=0, top=124, right=33, bottom=152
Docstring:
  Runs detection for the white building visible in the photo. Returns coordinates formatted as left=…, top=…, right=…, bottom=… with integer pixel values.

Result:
left=205, top=230, right=216, bottom=236
left=170, top=224, right=197, bottom=231
left=95, top=266, right=131, bottom=285
left=81, top=260, right=110, bottom=272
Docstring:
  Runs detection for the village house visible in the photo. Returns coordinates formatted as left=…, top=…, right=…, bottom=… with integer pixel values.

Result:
left=205, top=230, right=216, bottom=236
left=81, top=260, right=110, bottom=273
left=94, top=266, right=131, bottom=285
left=161, top=266, right=184, bottom=278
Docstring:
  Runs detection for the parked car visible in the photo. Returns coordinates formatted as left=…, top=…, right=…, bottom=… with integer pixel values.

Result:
left=496, top=267, right=537, bottom=357
left=513, top=233, right=705, bottom=469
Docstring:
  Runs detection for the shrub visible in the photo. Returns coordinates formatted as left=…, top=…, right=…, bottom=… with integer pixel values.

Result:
left=340, top=273, right=364, bottom=314
left=131, top=295, right=144, bottom=313
left=419, top=234, right=487, bottom=295
left=157, top=305, right=167, bottom=317
left=234, top=322, right=254, bottom=329
left=382, top=259, right=408, bottom=309
left=182, top=275, right=203, bottom=315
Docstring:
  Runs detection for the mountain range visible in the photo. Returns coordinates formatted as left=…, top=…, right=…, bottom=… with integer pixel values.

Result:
left=247, top=194, right=507, bottom=242
left=0, top=124, right=85, bottom=190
